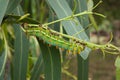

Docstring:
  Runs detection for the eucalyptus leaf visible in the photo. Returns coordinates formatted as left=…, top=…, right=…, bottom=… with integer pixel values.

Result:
left=13, top=24, right=29, bottom=80
left=6, top=0, right=21, bottom=14
left=77, top=54, right=88, bottom=80
left=12, top=6, right=29, bottom=80
left=39, top=41, right=61, bottom=80
left=30, top=54, right=43, bottom=80
left=0, top=70, right=4, bottom=80
left=0, top=0, right=9, bottom=24
left=0, top=50, right=6, bottom=78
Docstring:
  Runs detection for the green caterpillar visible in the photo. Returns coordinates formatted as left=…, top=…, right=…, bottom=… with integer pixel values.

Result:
left=23, top=24, right=120, bottom=54
left=25, top=26, right=84, bottom=54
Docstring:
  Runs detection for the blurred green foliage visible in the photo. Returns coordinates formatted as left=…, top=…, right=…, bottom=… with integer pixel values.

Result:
left=93, top=0, right=120, bottom=24
left=21, top=0, right=48, bottom=23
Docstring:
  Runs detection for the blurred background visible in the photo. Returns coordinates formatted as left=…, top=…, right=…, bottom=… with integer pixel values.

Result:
left=89, top=0, right=120, bottom=80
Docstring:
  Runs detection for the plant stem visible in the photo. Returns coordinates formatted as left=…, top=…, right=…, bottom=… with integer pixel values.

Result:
left=43, top=11, right=92, bottom=26
left=43, top=11, right=105, bottom=27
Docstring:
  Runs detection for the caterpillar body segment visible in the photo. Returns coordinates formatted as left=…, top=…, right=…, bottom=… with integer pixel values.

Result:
left=26, top=27, right=85, bottom=54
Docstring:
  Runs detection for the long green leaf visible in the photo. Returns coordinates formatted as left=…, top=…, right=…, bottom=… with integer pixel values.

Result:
left=30, top=54, right=43, bottom=80
left=77, top=54, right=88, bottom=80
left=0, top=70, right=4, bottom=80
left=12, top=6, right=29, bottom=80
left=0, top=50, right=7, bottom=79
left=39, top=41, right=61, bottom=80
left=6, top=0, right=21, bottom=14
left=0, top=0, right=9, bottom=24
left=13, top=24, right=29, bottom=80
left=50, top=47, right=61, bottom=80
left=46, top=0, right=90, bottom=59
